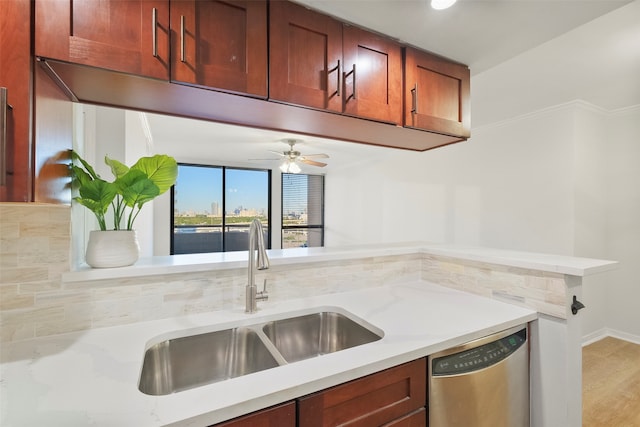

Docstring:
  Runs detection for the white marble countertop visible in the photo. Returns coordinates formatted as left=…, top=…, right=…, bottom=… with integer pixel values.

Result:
left=1, top=281, right=537, bottom=427
left=63, top=242, right=618, bottom=283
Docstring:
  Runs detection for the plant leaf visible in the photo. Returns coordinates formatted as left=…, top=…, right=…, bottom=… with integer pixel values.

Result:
left=70, top=151, right=177, bottom=231
left=105, top=155, right=130, bottom=179
left=71, top=150, right=101, bottom=180
left=75, top=179, right=118, bottom=214
left=70, top=164, right=94, bottom=188
left=130, top=155, right=178, bottom=195
left=116, top=169, right=160, bottom=208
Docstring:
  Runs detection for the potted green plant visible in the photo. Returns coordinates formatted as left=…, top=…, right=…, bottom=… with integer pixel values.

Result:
left=70, top=150, right=178, bottom=268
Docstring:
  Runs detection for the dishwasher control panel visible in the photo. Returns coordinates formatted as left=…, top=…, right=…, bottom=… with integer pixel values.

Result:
left=432, top=328, right=526, bottom=376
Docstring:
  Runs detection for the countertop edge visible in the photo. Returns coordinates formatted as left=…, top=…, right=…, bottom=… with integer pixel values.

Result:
left=62, top=242, right=618, bottom=283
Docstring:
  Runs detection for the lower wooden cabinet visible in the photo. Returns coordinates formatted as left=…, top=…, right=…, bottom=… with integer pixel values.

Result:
left=212, top=401, right=296, bottom=427
left=298, top=358, right=426, bottom=427
left=213, top=358, right=427, bottom=427
left=383, top=408, right=427, bottom=427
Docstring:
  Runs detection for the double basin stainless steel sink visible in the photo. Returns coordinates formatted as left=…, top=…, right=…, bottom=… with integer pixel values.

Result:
left=138, top=309, right=383, bottom=395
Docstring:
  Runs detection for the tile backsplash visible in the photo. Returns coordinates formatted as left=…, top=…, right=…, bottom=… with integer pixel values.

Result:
left=1, top=203, right=568, bottom=343
left=1, top=204, right=72, bottom=341
left=421, top=255, right=568, bottom=318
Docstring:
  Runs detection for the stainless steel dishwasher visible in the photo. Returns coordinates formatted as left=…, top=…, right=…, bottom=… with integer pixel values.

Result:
left=428, top=325, right=529, bottom=427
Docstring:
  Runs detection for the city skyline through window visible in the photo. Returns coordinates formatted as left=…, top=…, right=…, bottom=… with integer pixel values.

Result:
left=173, top=166, right=268, bottom=216
left=282, top=173, right=324, bottom=249
left=172, top=164, right=270, bottom=254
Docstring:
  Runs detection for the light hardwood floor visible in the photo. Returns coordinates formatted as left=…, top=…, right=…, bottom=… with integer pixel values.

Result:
left=583, top=337, right=640, bottom=427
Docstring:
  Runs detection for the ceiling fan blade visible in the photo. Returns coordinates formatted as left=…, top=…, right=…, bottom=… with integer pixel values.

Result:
left=248, top=158, right=281, bottom=161
left=300, top=153, right=329, bottom=159
left=301, top=159, right=327, bottom=167
left=268, top=150, right=286, bottom=157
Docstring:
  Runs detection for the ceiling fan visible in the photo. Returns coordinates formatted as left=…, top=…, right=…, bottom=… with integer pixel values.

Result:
left=260, top=139, right=329, bottom=173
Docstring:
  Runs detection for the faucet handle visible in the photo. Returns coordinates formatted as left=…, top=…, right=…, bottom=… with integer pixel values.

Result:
left=256, top=279, right=269, bottom=302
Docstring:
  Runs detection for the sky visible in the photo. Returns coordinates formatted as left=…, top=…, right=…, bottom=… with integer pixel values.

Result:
left=174, top=165, right=269, bottom=214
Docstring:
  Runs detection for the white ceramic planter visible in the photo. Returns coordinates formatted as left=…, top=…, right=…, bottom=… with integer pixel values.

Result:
left=85, top=230, right=140, bottom=268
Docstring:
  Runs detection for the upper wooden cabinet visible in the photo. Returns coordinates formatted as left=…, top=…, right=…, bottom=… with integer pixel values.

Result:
left=404, top=47, right=470, bottom=138
left=170, top=0, right=268, bottom=98
left=269, top=1, right=343, bottom=113
left=1, top=0, right=32, bottom=202
left=269, top=1, right=403, bottom=125
left=35, top=0, right=170, bottom=80
left=342, top=26, right=403, bottom=125
left=35, top=0, right=470, bottom=152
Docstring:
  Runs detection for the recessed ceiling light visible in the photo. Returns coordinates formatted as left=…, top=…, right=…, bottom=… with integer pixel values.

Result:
left=431, top=0, right=457, bottom=10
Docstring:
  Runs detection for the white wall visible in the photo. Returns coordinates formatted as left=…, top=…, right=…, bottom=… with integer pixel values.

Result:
left=123, top=110, right=162, bottom=258
left=326, top=104, right=578, bottom=254
left=571, top=106, right=609, bottom=338
left=604, top=107, right=640, bottom=339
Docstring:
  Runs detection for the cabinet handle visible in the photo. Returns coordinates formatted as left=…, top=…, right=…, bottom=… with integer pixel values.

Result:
left=411, top=83, right=418, bottom=114
left=337, top=60, right=341, bottom=97
left=344, top=64, right=356, bottom=103
left=1, top=87, right=11, bottom=187
left=180, top=15, right=186, bottom=62
left=352, top=64, right=356, bottom=100
left=152, top=8, right=158, bottom=57
left=328, top=60, right=341, bottom=97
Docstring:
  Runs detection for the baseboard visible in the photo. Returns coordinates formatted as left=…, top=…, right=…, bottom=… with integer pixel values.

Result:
left=582, top=328, right=640, bottom=346
left=607, top=328, right=640, bottom=345
left=582, top=328, right=608, bottom=346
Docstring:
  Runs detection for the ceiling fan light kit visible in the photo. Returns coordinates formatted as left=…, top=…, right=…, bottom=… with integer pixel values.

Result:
left=280, top=159, right=301, bottom=174
left=258, top=139, right=329, bottom=173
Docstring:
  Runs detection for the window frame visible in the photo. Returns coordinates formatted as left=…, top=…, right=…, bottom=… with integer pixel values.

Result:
left=170, top=163, right=272, bottom=254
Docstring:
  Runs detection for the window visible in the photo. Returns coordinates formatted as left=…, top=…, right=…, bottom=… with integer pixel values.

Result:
left=282, top=173, right=324, bottom=248
left=171, top=164, right=270, bottom=254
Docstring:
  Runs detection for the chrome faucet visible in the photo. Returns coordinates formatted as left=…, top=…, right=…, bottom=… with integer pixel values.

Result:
left=246, top=219, right=269, bottom=313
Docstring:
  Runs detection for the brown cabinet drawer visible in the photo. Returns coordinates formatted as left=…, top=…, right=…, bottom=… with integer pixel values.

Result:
left=212, top=401, right=296, bottom=427
left=299, top=358, right=427, bottom=427
left=383, top=408, right=427, bottom=427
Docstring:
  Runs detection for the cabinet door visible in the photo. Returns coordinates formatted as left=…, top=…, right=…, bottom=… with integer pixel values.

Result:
left=383, top=408, right=427, bottom=427
left=269, top=1, right=342, bottom=112
left=298, top=358, right=427, bottom=427
left=404, top=47, right=470, bottom=138
left=342, top=26, right=403, bottom=125
left=213, top=401, right=296, bottom=427
left=35, top=0, right=170, bottom=80
left=171, top=0, right=267, bottom=98
left=0, top=0, right=32, bottom=202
